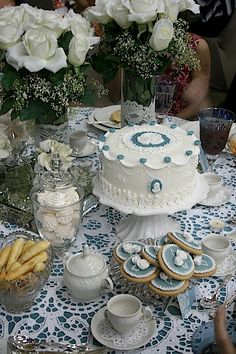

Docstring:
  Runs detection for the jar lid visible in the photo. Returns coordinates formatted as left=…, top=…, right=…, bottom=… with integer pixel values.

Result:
left=68, top=244, right=105, bottom=276
left=41, top=154, right=75, bottom=191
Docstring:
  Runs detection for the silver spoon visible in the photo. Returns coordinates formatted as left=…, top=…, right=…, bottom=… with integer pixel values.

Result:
left=200, top=274, right=233, bottom=309
left=209, top=293, right=236, bottom=319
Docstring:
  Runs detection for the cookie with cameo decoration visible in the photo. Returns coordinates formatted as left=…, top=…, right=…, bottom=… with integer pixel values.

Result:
left=167, top=232, right=202, bottom=255
left=192, top=254, right=217, bottom=278
left=113, top=241, right=144, bottom=264
left=141, top=245, right=160, bottom=266
left=148, top=271, right=189, bottom=297
left=158, top=244, right=194, bottom=280
left=120, top=254, right=159, bottom=283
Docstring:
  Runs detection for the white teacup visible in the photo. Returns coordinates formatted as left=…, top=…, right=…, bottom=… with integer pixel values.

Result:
left=69, top=130, right=88, bottom=153
left=106, top=294, right=153, bottom=335
left=202, top=234, right=231, bottom=265
left=204, top=173, right=222, bottom=198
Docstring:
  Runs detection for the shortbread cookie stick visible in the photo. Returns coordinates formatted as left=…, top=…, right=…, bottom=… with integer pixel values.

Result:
left=7, top=261, right=21, bottom=273
left=6, top=238, right=25, bottom=271
left=19, top=240, right=50, bottom=263
left=6, top=251, right=48, bottom=281
left=22, top=240, right=35, bottom=254
left=0, top=245, right=11, bottom=271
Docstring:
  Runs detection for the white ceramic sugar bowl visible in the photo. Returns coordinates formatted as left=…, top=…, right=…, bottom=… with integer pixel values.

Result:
left=63, top=244, right=113, bottom=302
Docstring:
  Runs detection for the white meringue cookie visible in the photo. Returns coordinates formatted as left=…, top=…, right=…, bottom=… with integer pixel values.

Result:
left=40, top=212, right=58, bottom=232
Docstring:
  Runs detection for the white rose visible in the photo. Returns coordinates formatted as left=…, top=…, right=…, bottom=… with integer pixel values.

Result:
left=163, top=0, right=199, bottom=21
left=38, top=139, right=55, bottom=153
left=179, top=0, right=200, bottom=14
left=123, top=0, right=165, bottom=24
left=68, top=35, right=91, bottom=66
left=6, top=28, right=67, bottom=73
left=39, top=10, right=69, bottom=38
left=84, top=0, right=112, bottom=24
left=67, top=11, right=100, bottom=47
left=0, top=6, right=25, bottom=49
left=106, top=0, right=130, bottom=28
left=149, top=18, right=173, bottom=51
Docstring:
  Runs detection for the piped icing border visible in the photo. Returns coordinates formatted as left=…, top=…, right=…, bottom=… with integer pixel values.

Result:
left=100, top=123, right=200, bottom=168
left=151, top=272, right=185, bottom=291
left=123, top=256, right=157, bottom=278
left=169, top=232, right=201, bottom=250
left=162, top=244, right=194, bottom=276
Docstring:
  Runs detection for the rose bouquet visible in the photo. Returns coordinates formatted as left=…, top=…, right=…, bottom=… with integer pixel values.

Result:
left=0, top=4, right=106, bottom=127
left=85, top=0, right=201, bottom=124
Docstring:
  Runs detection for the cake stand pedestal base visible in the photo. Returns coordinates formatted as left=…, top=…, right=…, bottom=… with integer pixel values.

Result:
left=116, top=214, right=180, bottom=241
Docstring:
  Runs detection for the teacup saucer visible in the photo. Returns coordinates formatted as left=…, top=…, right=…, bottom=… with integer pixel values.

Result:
left=71, top=141, right=97, bottom=158
left=198, top=186, right=231, bottom=207
left=91, top=306, right=156, bottom=350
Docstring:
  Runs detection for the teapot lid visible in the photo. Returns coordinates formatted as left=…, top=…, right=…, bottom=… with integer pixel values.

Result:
left=68, top=244, right=105, bottom=276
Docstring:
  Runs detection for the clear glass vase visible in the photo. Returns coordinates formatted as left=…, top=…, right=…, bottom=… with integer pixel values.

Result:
left=35, top=116, right=69, bottom=146
left=121, top=69, right=156, bottom=127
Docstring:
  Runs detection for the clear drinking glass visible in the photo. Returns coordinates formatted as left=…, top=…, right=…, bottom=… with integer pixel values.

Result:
left=198, top=108, right=235, bottom=172
left=155, top=77, right=176, bottom=124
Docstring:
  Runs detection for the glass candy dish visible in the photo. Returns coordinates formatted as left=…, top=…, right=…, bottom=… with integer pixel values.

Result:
left=31, top=155, right=84, bottom=255
left=0, top=231, right=53, bottom=313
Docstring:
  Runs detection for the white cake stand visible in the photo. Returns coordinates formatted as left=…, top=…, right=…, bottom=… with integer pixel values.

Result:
left=93, top=173, right=209, bottom=241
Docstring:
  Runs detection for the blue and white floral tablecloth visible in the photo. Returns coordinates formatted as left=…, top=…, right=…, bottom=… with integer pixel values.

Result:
left=0, top=108, right=236, bottom=354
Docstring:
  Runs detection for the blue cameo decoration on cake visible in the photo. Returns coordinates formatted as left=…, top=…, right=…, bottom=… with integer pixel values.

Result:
left=131, top=131, right=170, bottom=148
left=150, top=179, right=162, bottom=194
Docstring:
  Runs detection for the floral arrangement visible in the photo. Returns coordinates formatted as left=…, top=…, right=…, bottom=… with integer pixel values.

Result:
left=37, top=139, right=73, bottom=171
left=85, top=0, right=201, bottom=108
left=0, top=4, right=106, bottom=126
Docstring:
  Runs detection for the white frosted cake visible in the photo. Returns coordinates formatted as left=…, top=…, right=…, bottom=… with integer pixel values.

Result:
left=96, top=122, right=200, bottom=209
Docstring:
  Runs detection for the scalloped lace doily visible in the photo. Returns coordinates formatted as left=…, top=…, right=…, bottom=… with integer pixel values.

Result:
left=121, top=100, right=155, bottom=125
left=100, top=318, right=148, bottom=348
left=216, top=253, right=236, bottom=276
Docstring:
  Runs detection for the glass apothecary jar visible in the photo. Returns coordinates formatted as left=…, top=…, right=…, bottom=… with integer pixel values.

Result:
left=30, top=155, right=84, bottom=255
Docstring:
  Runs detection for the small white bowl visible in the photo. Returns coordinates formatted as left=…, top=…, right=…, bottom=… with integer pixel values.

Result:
left=202, top=234, right=231, bottom=265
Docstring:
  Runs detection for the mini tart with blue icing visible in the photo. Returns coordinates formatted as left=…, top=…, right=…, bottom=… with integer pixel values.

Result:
left=148, top=272, right=189, bottom=297
left=120, top=254, right=159, bottom=283
left=192, top=254, right=217, bottom=278
left=158, top=244, right=195, bottom=280
left=113, top=241, right=144, bottom=264
left=167, top=232, right=202, bottom=255
left=141, top=245, right=160, bottom=266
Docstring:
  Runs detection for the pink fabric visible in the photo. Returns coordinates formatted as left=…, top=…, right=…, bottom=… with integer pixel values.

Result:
left=166, top=33, right=201, bottom=116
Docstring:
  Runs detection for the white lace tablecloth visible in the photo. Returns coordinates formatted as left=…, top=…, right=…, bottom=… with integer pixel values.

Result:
left=0, top=108, right=236, bottom=354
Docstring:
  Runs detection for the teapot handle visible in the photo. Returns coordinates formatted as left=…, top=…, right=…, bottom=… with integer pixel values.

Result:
left=62, top=252, right=70, bottom=266
left=101, top=276, right=113, bottom=294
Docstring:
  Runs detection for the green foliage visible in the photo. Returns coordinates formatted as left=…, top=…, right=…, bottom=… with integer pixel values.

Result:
left=2, top=64, right=19, bottom=91
left=80, top=87, right=96, bottom=106
left=48, top=68, right=67, bottom=85
left=58, top=31, right=73, bottom=54
left=0, top=97, right=14, bottom=115
left=92, top=54, right=119, bottom=84
left=19, top=100, right=57, bottom=124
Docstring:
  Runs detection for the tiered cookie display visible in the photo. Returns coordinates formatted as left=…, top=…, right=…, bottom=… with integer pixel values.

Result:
left=114, top=232, right=217, bottom=297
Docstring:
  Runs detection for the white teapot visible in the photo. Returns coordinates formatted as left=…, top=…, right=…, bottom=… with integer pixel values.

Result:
left=63, top=244, right=113, bottom=302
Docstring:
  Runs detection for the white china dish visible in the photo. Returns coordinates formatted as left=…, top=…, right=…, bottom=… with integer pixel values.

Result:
left=63, top=244, right=113, bottom=302
left=106, top=294, right=152, bottom=335
left=204, top=172, right=222, bottom=198
left=198, top=186, right=231, bottom=206
left=69, top=130, right=88, bottom=153
left=91, top=306, right=156, bottom=350
left=88, top=105, right=121, bottom=131
left=71, top=141, right=97, bottom=158
left=202, top=234, right=231, bottom=265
